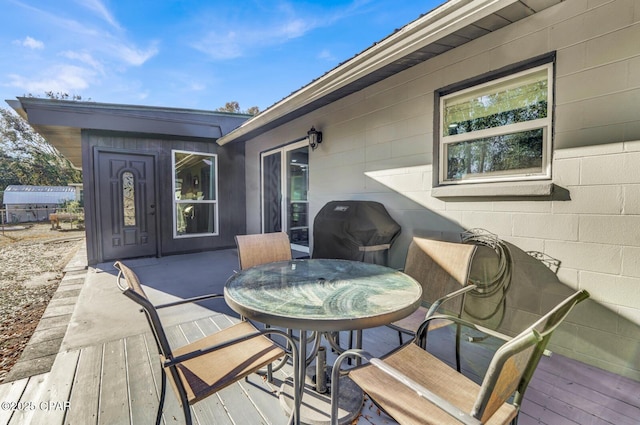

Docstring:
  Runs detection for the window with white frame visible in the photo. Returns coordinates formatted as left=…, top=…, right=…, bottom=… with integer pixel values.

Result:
left=439, top=63, right=553, bottom=185
left=172, top=150, right=218, bottom=238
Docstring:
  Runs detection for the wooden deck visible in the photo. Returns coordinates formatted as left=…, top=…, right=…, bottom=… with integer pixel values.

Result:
left=1, top=312, right=639, bottom=425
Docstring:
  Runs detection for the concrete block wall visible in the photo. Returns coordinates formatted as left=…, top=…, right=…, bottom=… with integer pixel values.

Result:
left=243, top=0, right=640, bottom=379
left=327, top=0, right=640, bottom=378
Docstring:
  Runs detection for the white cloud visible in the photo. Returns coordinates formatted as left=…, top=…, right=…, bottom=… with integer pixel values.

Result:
left=317, top=49, right=336, bottom=61
left=190, top=1, right=371, bottom=61
left=12, top=1, right=156, bottom=67
left=14, top=36, right=44, bottom=50
left=60, top=51, right=104, bottom=74
left=76, top=0, right=121, bottom=30
left=8, top=64, right=95, bottom=95
left=136, top=91, right=149, bottom=101
left=278, top=18, right=307, bottom=40
left=111, top=41, right=159, bottom=66
left=192, top=31, right=242, bottom=60
left=193, top=16, right=317, bottom=60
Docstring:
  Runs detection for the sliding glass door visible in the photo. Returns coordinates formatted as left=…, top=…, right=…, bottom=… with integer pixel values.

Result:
left=261, top=141, right=309, bottom=252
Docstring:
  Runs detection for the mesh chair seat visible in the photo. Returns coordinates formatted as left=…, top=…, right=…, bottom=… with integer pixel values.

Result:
left=350, top=344, right=517, bottom=425
left=165, top=321, right=285, bottom=404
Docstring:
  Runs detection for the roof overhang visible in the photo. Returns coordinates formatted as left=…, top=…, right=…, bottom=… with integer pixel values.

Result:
left=217, top=0, right=563, bottom=146
left=6, top=98, right=251, bottom=169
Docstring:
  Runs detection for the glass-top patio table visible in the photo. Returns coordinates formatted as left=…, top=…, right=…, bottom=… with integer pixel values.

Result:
left=224, top=258, right=422, bottom=425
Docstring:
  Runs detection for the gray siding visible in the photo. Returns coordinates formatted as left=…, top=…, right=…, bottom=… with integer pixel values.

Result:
left=82, top=131, right=245, bottom=265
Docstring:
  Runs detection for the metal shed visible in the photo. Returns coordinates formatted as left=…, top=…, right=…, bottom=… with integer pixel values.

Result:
left=3, top=185, right=76, bottom=223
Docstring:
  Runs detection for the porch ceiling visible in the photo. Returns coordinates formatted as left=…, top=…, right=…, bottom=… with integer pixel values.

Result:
left=217, top=0, right=563, bottom=145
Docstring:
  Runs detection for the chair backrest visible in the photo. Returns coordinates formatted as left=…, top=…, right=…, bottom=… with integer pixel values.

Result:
left=404, top=237, right=477, bottom=314
left=472, top=289, right=590, bottom=422
left=235, top=232, right=292, bottom=270
left=114, top=261, right=173, bottom=358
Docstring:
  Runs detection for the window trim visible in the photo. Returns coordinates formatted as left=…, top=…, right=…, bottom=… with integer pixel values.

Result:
left=435, top=56, right=555, bottom=187
left=171, top=149, right=219, bottom=239
left=260, top=139, right=310, bottom=253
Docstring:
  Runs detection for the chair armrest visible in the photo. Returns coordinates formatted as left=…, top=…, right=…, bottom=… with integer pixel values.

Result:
left=368, top=357, right=483, bottom=425
left=165, top=327, right=297, bottom=366
left=417, top=314, right=513, bottom=343
left=425, top=284, right=478, bottom=318
left=155, top=293, right=225, bottom=309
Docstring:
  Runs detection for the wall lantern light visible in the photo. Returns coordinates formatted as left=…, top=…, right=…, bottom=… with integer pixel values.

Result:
left=307, top=126, right=323, bottom=150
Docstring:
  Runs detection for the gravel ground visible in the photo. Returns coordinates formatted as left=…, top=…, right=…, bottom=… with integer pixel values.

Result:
left=0, top=222, right=83, bottom=383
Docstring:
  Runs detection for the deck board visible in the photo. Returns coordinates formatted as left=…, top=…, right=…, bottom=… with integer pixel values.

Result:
left=7, top=373, right=47, bottom=425
left=525, top=365, right=639, bottom=425
left=518, top=397, right=581, bottom=425
left=98, top=339, right=129, bottom=425
left=0, top=377, right=28, bottom=425
left=531, top=370, right=638, bottom=422
left=64, top=344, right=102, bottom=425
left=522, top=387, right=622, bottom=425
left=537, top=353, right=640, bottom=409
left=1, top=313, right=639, bottom=425
left=125, top=334, right=158, bottom=425
left=30, top=349, right=79, bottom=425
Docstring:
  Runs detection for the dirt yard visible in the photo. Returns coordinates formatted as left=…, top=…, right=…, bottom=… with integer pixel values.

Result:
left=0, top=222, right=84, bottom=383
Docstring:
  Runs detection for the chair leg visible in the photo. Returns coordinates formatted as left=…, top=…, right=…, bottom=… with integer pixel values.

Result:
left=264, top=324, right=274, bottom=381
left=455, top=322, right=462, bottom=372
left=169, top=366, right=193, bottom=425
left=183, top=403, right=192, bottom=425
left=156, top=368, right=167, bottom=425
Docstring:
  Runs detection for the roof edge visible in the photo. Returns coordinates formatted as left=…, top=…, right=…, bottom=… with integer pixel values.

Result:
left=217, top=0, right=519, bottom=145
left=10, top=97, right=252, bottom=119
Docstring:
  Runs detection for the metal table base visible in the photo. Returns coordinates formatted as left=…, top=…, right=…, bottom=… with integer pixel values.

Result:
left=279, top=367, right=363, bottom=425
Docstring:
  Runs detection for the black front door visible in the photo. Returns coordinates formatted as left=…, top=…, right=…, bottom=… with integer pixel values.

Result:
left=97, top=151, right=157, bottom=261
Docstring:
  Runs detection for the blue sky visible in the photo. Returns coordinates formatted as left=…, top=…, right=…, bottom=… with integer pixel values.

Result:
left=1, top=0, right=442, bottom=113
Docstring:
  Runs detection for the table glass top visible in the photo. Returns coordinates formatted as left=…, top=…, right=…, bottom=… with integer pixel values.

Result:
left=224, top=259, right=422, bottom=331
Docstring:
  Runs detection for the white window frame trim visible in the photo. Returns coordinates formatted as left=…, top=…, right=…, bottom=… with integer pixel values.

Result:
left=438, top=63, right=554, bottom=185
left=171, top=149, right=219, bottom=239
left=260, top=140, right=310, bottom=253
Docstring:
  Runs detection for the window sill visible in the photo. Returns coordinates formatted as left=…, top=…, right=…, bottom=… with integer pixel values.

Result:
left=431, top=180, right=555, bottom=199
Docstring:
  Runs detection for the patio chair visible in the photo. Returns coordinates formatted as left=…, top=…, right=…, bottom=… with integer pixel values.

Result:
left=235, top=231, right=292, bottom=270
left=235, top=232, right=295, bottom=372
left=331, top=289, right=589, bottom=425
left=114, top=261, right=300, bottom=425
left=389, top=237, right=478, bottom=366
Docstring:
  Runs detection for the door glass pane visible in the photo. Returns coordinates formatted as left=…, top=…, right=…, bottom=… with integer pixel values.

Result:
left=122, top=171, right=135, bottom=226
left=262, top=152, right=282, bottom=233
left=287, top=146, right=309, bottom=247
